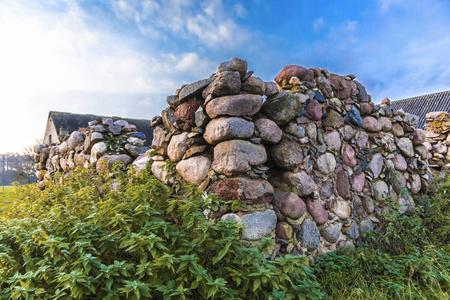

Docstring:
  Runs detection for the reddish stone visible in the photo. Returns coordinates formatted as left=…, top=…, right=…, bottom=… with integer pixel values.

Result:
left=389, top=171, right=407, bottom=194
left=391, top=123, right=404, bottom=137
left=352, top=172, right=365, bottom=193
left=306, top=200, right=328, bottom=225
left=329, top=74, right=352, bottom=99
left=359, top=103, right=373, bottom=115
left=335, top=170, right=351, bottom=199
left=356, top=131, right=369, bottom=149
left=207, top=177, right=274, bottom=205
left=272, top=192, right=306, bottom=219
left=381, top=97, right=391, bottom=105
left=305, top=99, right=323, bottom=121
left=322, top=110, right=345, bottom=128
left=174, top=97, right=203, bottom=131
left=362, top=116, right=382, bottom=132
left=342, top=144, right=357, bottom=167
left=274, top=65, right=314, bottom=86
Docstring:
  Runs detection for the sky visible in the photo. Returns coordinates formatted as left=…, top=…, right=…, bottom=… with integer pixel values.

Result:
left=1, top=0, right=450, bottom=153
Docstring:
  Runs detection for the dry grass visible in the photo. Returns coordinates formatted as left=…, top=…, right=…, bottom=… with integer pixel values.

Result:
left=0, top=186, right=17, bottom=212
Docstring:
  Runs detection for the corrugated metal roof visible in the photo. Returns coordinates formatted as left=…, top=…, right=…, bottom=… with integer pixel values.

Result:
left=390, top=90, right=450, bottom=129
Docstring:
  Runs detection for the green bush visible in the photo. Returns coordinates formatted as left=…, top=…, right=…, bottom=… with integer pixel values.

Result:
left=0, top=163, right=323, bottom=299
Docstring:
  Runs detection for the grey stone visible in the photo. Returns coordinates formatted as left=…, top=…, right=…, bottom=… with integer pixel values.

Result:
left=179, top=78, right=214, bottom=102
left=125, top=144, right=149, bottom=158
left=241, top=76, right=265, bottom=95
left=393, top=154, right=407, bottom=171
left=241, top=209, right=277, bottom=241
left=205, top=94, right=263, bottom=119
left=59, top=141, right=69, bottom=154
left=204, top=117, right=254, bottom=145
left=132, top=151, right=152, bottom=172
left=343, top=222, right=360, bottom=239
left=317, top=152, right=336, bottom=174
left=262, top=92, right=308, bottom=125
left=194, top=107, right=209, bottom=128
left=297, top=218, right=320, bottom=250
left=397, top=137, right=415, bottom=157
left=254, top=119, right=282, bottom=144
left=167, top=132, right=189, bottom=162
left=208, top=71, right=241, bottom=97
left=152, top=161, right=169, bottom=184
left=368, top=153, right=384, bottom=179
left=212, top=140, right=267, bottom=176
left=320, top=222, right=343, bottom=243
left=90, top=142, right=107, bottom=164
left=176, top=156, right=211, bottom=185
left=270, top=141, right=303, bottom=170
left=319, top=180, right=333, bottom=199
left=284, top=122, right=305, bottom=138
left=283, top=171, right=317, bottom=196
left=152, top=127, right=168, bottom=155
left=67, top=131, right=84, bottom=151
left=166, top=95, right=180, bottom=109
left=96, top=154, right=133, bottom=174
left=373, top=180, right=389, bottom=201
left=325, top=131, right=341, bottom=152
left=161, top=107, right=178, bottom=131
left=359, top=218, right=373, bottom=232
left=344, top=106, right=362, bottom=127
left=218, top=57, right=248, bottom=78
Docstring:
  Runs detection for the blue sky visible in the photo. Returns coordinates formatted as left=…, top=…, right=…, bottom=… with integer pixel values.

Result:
left=1, top=0, right=450, bottom=153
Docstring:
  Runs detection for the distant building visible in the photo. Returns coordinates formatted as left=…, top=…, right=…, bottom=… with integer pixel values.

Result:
left=43, top=111, right=153, bottom=146
left=390, top=90, right=450, bottom=129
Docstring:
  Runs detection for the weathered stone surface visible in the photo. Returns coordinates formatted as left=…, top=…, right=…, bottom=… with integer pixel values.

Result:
left=362, top=117, right=381, bottom=132
left=297, top=218, right=320, bottom=250
left=208, top=177, right=274, bottom=204
left=74, top=152, right=89, bottom=167
left=342, top=144, right=357, bottom=167
left=152, top=161, right=169, bottom=184
left=125, top=144, right=149, bottom=158
left=132, top=151, right=152, bottom=172
left=174, top=97, right=203, bottom=131
left=208, top=71, right=241, bottom=97
left=331, top=199, right=351, bottom=220
left=284, top=171, right=317, bottom=196
left=335, top=171, right=351, bottom=200
left=398, top=194, right=415, bottom=215
left=179, top=78, right=214, bottom=102
left=393, top=154, right=407, bottom=171
left=67, top=131, right=84, bottom=151
left=341, top=125, right=355, bottom=141
left=212, top=140, right=267, bottom=176
left=204, top=117, right=254, bottom=145
left=356, top=131, right=369, bottom=149
left=262, top=92, right=307, bottom=125
left=378, top=117, right=392, bottom=132
left=389, top=170, right=407, bottom=194
left=206, top=94, right=263, bottom=119
left=316, top=75, right=333, bottom=98
left=345, top=106, right=362, bottom=127
left=342, top=222, right=360, bottom=239
left=412, top=129, right=425, bottom=145
left=152, top=127, right=168, bottom=155
left=274, top=65, right=314, bottom=85
left=306, top=123, right=317, bottom=141
left=373, top=180, right=389, bottom=201
left=410, top=174, right=421, bottom=194
left=359, top=103, right=373, bottom=115
left=325, top=131, right=341, bottom=152
left=391, top=123, right=404, bottom=137
left=320, top=180, right=333, bottom=199
left=317, top=153, right=336, bottom=174
left=218, top=57, right=248, bottom=78
left=270, top=141, right=303, bottom=170
left=329, top=74, right=352, bottom=99
left=167, top=132, right=189, bottom=162
left=397, top=137, right=414, bottom=157
left=254, top=119, right=282, bottom=144
left=352, top=172, right=365, bottom=193
left=195, top=107, right=209, bottom=128
left=166, top=95, right=180, bottom=109
left=355, top=80, right=370, bottom=102
left=264, top=81, right=279, bottom=96
left=320, top=221, right=343, bottom=243
left=322, top=110, right=345, bottom=128
left=96, top=154, right=132, bottom=174
left=362, top=195, right=375, bottom=213
left=415, top=145, right=428, bottom=160
left=161, top=107, right=178, bottom=131
left=359, top=218, right=373, bottom=232
left=368, top=153, right=384, bottom=179
left=305, top=99, right=323, bottom=121
left=90, top=142, right=107, bottom=164
left=241, top=209, right=277, bottom=241
left=59, top=141, right=69, bottom=154
left=176, top=156, right=211, bottom=185
left=284, top=122, right=305, bottom=138
left=276, top=222, right=293, bottom=240
left=272, top=192, right=306, bottom=219
left=241, top=76, right=265, bottom=95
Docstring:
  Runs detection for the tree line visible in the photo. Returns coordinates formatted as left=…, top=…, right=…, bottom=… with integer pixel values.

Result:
left=0, top=153, right=36, bottom=185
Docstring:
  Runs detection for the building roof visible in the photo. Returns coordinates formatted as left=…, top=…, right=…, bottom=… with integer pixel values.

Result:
left=48, top=111, right=153, bottom=144
left=390, top=90, right=450, bottom=129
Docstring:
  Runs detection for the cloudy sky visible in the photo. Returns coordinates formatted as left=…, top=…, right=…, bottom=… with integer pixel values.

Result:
left=1, top=0, right=450, bottom=153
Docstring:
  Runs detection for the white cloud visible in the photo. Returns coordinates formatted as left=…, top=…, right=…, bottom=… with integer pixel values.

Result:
left=313, top=17, right=325, bottom=32
left=234, top=3, right=247, bottom=17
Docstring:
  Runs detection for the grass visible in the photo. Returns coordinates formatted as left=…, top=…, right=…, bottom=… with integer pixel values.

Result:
left=0, top=185, right=17, bottom=211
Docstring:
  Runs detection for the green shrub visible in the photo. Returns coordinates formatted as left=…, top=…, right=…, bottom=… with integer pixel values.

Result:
left=0, top=163, right=323, bottom=299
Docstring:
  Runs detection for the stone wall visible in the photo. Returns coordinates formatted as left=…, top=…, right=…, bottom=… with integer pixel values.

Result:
left=424, top=111, right=450, bottom=169
left=34, top=117, right=152, bottom=186
left=150, top=58, right=432, bottom=257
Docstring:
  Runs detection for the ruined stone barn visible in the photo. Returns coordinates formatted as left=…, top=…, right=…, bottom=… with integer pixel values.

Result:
left=390, top=90, right=450, bottom=129
left=43, top=111, right=154, bottom=146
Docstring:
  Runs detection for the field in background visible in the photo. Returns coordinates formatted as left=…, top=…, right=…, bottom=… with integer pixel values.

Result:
left=0, top=186, right=17, bottom=211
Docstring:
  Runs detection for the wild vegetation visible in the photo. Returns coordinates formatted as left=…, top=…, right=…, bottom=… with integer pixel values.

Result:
left=0, top=161, right=448, bottom=299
